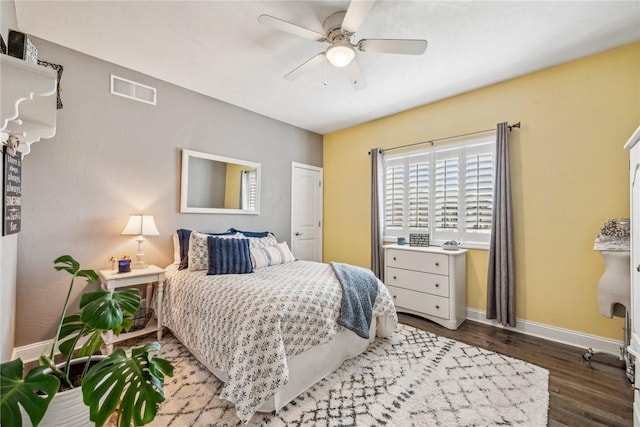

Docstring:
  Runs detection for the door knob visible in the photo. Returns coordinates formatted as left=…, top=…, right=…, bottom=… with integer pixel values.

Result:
left=295, top=232, right=303, bottom=236
left=637, top=264, right=640, bottom=272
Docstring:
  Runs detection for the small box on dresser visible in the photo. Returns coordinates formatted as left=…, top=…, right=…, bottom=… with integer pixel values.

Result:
left=384, top=244, right=467, bottom=330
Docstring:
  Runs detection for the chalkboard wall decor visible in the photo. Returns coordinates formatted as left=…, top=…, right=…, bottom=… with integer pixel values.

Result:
left=3, top=146, right=22, bottom=235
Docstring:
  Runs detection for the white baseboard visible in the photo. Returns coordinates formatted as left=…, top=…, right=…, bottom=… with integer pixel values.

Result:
left=13, top=339, right=55, bottom=363
left=12, top=335, right=90, bottom=363
left=466, top=308, right=624, bottom=357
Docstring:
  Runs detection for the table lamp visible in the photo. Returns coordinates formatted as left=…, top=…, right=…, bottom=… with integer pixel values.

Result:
left=121, top=214, right=159, bottom=269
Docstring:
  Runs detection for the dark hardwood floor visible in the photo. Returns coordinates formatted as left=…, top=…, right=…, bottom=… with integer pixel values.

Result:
left=399, top=313, right=634, bottom=427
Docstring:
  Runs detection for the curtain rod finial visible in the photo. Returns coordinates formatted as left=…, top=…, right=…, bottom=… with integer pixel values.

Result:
left=508, top=122, right=521, bottom=131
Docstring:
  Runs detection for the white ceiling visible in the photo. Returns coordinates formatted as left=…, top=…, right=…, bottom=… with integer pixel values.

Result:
left=14, top=1, right=640, bottom=135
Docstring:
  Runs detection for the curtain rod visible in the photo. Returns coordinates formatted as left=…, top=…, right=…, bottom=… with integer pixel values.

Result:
left=368, top=122, right=521, bottom=155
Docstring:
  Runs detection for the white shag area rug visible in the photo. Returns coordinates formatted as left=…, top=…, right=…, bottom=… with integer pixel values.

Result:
left=123, top=323, right=548, bottom=426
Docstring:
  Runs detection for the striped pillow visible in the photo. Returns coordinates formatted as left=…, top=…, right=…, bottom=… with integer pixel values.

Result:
left=250, top=242, right=296, bottom=269
left=207, top=237, right=253, bottom=275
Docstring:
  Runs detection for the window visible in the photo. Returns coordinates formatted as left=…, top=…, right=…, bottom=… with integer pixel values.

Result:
left=383, top=136, right=495, bottom=249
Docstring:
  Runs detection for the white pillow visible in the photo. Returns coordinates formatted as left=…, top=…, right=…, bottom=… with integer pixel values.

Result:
left=247, top=233, right=278, bottom=250
left=250, top=241, right=296, bottom=269
left=172, top=234, right=180, bottom=264
left=188, top=231, right=243, bottom=271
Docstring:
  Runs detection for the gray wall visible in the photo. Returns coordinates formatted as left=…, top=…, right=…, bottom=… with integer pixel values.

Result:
left=15, top=37, right=322, bottom=347
left=1, top=0, right=19, bottom=362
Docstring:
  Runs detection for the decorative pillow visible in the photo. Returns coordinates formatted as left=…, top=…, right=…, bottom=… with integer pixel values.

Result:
left=247, top=233, right=278, bottom=250
left=177, top=229, right=193, bottom=270
left=173, top=234, right=180, bottom=264
left=207, top=236, right=253, bottom=275
left=227, top=228, right=271, bottom=238
left=178, top=229, right=235, bottom=270
left=250, top=241, right=296, bottom=269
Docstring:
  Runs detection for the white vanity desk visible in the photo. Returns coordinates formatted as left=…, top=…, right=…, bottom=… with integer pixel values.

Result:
left=384, top=244, right=467, bottom=330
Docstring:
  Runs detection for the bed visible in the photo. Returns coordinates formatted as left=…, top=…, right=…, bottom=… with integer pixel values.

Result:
left=161, top=257, right=397, bottom=424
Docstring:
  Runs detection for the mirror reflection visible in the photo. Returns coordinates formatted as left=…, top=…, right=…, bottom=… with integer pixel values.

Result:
left=180, top=149, right=260, bottom=214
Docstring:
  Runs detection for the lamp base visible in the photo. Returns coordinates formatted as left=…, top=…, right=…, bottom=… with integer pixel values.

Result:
left=131, top=261, right=148, bottom=269
left=132, top=236, right=148, bottom=269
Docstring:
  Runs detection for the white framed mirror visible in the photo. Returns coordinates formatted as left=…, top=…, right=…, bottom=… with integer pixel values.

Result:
left=180, top=149, right=260, bottom=214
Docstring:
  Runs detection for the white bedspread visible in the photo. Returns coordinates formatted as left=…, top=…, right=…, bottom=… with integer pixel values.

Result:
left=162, top=260, right=397, bottom=423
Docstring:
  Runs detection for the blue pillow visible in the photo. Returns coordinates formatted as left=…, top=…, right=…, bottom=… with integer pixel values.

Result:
left=227, top=228, right=271, bottom=238
left=207, top=236, right=253, bottom=275
left=177, top=229, right=235, bottom=270
left=177, top=229, right=192, bottom=270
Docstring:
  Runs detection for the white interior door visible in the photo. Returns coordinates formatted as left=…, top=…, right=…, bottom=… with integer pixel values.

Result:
left=291, top=163, right=323, bottom=262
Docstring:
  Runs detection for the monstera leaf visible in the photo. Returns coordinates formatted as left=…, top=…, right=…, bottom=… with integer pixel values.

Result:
left=53, top=255, right=99, bottom=283
left=79, top=288, right=140, bottom=331
left=0, top=359, right=60, bottom=427
left=82, top=342, right=174, bottom=427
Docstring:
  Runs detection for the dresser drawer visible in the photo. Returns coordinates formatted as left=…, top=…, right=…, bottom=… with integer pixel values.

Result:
left=386, top=248, right=449, bottom=275
left=386, top=267, right=449, bottom=297
left=388, top=285, right=450, bottom=319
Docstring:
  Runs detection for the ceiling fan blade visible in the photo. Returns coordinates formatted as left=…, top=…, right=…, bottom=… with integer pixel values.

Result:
left=347, top=58, right=367, bottom=90
left=358, top=39, right=428, bottom=55
left=283, top=53, right=326, bottom=81
left=342, top=0, right=375, bottom=34
left=258, top=14, right=326, bottom=41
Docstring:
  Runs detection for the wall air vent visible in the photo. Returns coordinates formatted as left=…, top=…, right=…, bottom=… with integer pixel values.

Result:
left=110, top=74, right=156, bottom=105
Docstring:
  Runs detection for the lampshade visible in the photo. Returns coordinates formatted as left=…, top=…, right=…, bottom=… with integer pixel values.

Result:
left=121, top=215, right=160, bottom=236
left=326, top=43, right=355, bottom=68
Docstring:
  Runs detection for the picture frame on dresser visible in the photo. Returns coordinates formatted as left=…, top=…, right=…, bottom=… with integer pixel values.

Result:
left=384, top=244, right=467, bottom=330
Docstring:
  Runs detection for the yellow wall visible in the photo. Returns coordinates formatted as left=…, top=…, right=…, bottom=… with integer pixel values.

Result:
left=224, top=163, right=243, bottom=208
left=323, top=42, right=640, bottom=340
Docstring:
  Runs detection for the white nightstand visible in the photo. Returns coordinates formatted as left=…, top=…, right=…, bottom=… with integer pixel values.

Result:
left=98, top=265, right=165, bottom=353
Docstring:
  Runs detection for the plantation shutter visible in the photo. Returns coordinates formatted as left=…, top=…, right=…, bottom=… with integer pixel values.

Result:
left=465, top=143, right=494, bottom=231
left=434, top=152, right=459, bottom=230
left=385, top=160, right=405, bottom=228
left=241, top=170, right=258, bottom=210
left=408, top=158, right=430, bottom=229
left=246, top=170, right=257, bottom=210
left=382, top=136, right=495, bottom=247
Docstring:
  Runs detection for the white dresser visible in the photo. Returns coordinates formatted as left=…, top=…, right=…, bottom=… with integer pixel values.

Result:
left=384, top=244, right=467, bottom=330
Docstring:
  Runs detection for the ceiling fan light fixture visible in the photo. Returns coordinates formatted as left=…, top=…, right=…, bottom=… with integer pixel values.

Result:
left=326, top=43, right=355, bottom=68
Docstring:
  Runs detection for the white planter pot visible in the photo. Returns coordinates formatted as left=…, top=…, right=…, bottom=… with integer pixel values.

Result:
left=20, top=356, right=105, bottom=427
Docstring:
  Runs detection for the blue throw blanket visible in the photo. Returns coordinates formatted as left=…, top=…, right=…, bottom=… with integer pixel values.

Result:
left=331, top=262, right=379, bottom=339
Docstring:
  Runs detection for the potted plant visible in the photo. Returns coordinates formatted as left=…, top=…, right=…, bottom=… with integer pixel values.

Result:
left=0, top=255, right=174, bottom=427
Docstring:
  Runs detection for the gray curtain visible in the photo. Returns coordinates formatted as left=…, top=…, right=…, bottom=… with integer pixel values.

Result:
left=371, top=148, right=385, bottom=280
left=487, top=122, right=516, bottom=326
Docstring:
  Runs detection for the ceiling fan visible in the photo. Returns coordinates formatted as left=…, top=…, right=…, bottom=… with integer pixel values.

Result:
left=258, top=0, right=428, bottom=90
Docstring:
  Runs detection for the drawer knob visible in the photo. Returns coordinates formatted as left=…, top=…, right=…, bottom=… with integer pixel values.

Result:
left=435, top=262, right=439, bottom=266
left=393, top=257, right=397, bottom=261
left=393, top=295, right=396, bottom=299
left=393, top=276, right=397, bottom=280
left=435, top=283, right=439, bottom=288
left=435, top=305, right=440, bottom=309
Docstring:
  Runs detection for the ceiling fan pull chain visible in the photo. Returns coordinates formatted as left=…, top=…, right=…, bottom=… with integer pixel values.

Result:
left=323, top=59, right=328, bottom=87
